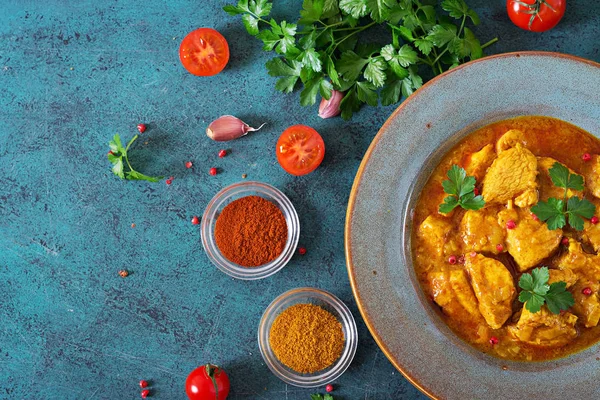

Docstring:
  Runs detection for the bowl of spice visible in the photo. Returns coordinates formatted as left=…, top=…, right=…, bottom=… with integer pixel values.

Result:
left=201, top=181, right=300, bottom=280
left=258, top=287, right=358, bottom=387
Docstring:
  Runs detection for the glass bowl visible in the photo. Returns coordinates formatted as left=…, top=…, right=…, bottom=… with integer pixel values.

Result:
left=201, top=181, right=300, bottom=280
left=258, top=287, right=358, bottom=387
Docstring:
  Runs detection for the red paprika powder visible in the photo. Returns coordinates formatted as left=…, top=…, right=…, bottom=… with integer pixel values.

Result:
left=215, top=196, right=288, bottom=267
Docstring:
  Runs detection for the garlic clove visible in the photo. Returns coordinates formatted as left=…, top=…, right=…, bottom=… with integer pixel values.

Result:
left=318, top=90, right=344, bottom=119
left=206, top=115, right=265, bottom=142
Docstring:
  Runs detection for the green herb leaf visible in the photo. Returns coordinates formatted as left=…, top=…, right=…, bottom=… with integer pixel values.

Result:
left=414, top=38, right=434, bottom=56
left=367, top=0, right=396, bottom=22
left=242, top=14, right=260, bottom=35
left=112, top=159, right=125, bottom=179
left=364, top=57, right=387, bottom=87
left=340, top=86, right=361, bottom=120
left=427, top=24, right=457, bottom=47
left=257, top=29, right=280, bottom=51
left=310, top=395, right=323, bottom=400
left=441, top=0, right=479, bottom=24
left=322, top=0, right=339, bottom=18
left=326, top=55, right=340, bottom=87
left=300, top=76, right=323, bottom=106
left=549, top=162, right=585, bottom=191
left=299, top=0, right=324, bottom=25
left=126, top=170, right=161, bottom=182
left=339, top=0, right=369, bottom=19
left=566, top=196, right=596, bottom=231
left=266, top=57, right=302, bottom=77
left=337, top=51, right=369, bottom=82
left=107, top=134, right=162, bottom=182
left=319, top=79, right=333, bottom=99
left=380, top=78, right=402, bottom=106
left=545, top=282, right=575, bottom=314
left=518, top=267, right=573, bottom=314
left=531, top=198, right=567, bottom=230
left=301, top=48, right=323, bottom=72
left=324, top=395, right=334, bottom=400
left=463, top=27, right=482, bottom=60
left=438, top=165, right=484, bottom=212
left=356, top=81, right=378, bottom=106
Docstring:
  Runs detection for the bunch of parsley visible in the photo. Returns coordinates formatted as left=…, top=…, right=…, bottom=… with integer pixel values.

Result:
left=108, top=134, right=163, bottom=182
left=224, top=0, right=497, bottom=119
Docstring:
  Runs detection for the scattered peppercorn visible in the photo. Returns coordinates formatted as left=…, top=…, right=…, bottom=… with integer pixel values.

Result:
left=582, top=287, right=593, bottom=296
left=166, top=176, right=173, bottom=185
left=185, top=161, right=193, bottom=169
left=141, top=389, right=150, bottom=399
left=191, top=216, right=200, bottom=225
left=326, top=384, right=334, bottom=393
left=242, top=174, right=247, bottom=179
left=592, top=216, right=599, bottom=225
left=582, top=153, right=592, bottom=162
left=218, top=149, right=227, bottom=158
left=131, top=223, right=136, bottom=228
left=210, top=167, right=217, bottom=176
left=457, top=255, right=465, bottom=264
left=298, top=246, right=307, bottom=255
left=139, top=380, right=148, bottom=389
left=506, top=220, right=516, bottom=230
left=448, top=255, right=457, bottom=264
left=561, top=237, right=569, bottom=245
left=489, top=336, right=499, bottom=345
left=118, top=270, right=129, bottom=278
left=469, top=251, right=477, bottom=257
left=137, top=124, right=147, bottom=133
left=473, top=187, right=480, bottom=196
left=496, top=244, right=503, bottom=252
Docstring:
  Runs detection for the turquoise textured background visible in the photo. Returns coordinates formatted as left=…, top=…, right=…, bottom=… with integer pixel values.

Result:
left=0, top=1, right=599, bottom=399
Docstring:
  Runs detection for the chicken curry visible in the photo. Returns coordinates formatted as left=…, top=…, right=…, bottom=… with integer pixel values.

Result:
left=412, top=116, right=600, bottom=361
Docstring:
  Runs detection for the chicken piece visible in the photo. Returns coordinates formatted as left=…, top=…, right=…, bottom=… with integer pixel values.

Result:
left=508, top=307, right=578, bottom=347
left=429, top=269, right=481, bottom=320
left=499, top=207, right=562, bottom=271
left=581, top=216, right=600, bottom=253
left=538, top=157, right=584, bottom=201
left=482, top=144, right=538, bottom=207
left=556, top=239, right=600, bottom=280
left=465, top=254, right=516, bottom=329
left=415, top=215, right=460, bottom=271
left=465, top=144, right=496, bottom=182
left=548, top=268, right=578, bottom=288
left=584, top=155, right=600, bottom=199
left=459, top=207, right=505, bottom=254
left=572, top=281, right=600, bottom=328
left=496, top=129, right=530, bottom=154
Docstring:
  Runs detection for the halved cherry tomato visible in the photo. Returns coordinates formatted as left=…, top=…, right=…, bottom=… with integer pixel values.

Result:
left=276, top=125, right=325, bottom=176
left=185, top=364, right=230, bottom=400
left=179, top=28, right=230, bottom=76
left=506, top=0, right=566, bottom=32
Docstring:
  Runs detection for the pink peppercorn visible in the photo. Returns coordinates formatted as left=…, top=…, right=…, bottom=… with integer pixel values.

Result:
left=583, top=287, right=593, bottom=296
left=592, top=216, right=599, bottom=225
left=448, top=255, right=457, bottom=265
left=298, top=247, right=307, bottom=255
left=139, top=380, right=148, bottom=389
left=326, top=384, right=334, bottom=393
left=489, top=336, right=499, bottom=345
left=496, top=244, right=504, bottom=252
left=191, top=216, right=199, bottom=225
left=506, top=220, right=516, bottom=230
left=561, top=237, right=569, bottom=246
left=218, top=149, right=227, bottom=158
left=137, top=123, right=147, bottom=133
left=209, top=167, right=217, bottom=176
left=141, top=389, right=150, bottom=399
left=583, top=153, right=592, bottom=162
left=185, top=161, right=193, bottom=169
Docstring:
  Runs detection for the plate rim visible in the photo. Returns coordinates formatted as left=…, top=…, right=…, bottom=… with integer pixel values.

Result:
left=344, top=51, right=600, bottom=400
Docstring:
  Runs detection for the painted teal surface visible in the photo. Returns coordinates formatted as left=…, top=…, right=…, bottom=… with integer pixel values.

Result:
left=0, top=1, right=598, bottom=399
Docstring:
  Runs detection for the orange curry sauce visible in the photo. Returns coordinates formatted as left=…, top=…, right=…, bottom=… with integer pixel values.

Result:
left=412, top=116, right=600, bottom=361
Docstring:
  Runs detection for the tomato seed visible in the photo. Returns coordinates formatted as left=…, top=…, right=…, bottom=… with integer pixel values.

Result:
left=583, top=287, right=593, bottom=296
left=191, top=216, right=199, bottom=225
left=506, top=220, right=516, bottom=230
left=496, top=244, right=503, bottom=252
left=592, top=216, right=599, bottom=225
left=185, top=161, right=193, bottom=169
left=489, top=336, right=499, bottom=345
left=218, top=149, right=227, bottom=158
left=141, top=389, right=150, bottom=399
left=561, top=237, right=569, bottom=245
left=448, top=255, right=457, bottom=264
left=582, top=153, right=592, bottom=162
left=137, top=124, right=147, bottom=133
left=209, top=168, right=217, bottom=176
left=298, top=247, right=307, bottom=255
left=326, top=384, right=334, bottom=393
left=139, top=380, right=148, bottom=388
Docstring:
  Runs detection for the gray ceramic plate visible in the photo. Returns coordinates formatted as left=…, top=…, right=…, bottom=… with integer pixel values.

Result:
left=346, top=52, right=600, bottom=400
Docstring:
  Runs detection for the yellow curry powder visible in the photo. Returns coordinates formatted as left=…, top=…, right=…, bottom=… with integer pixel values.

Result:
left=269, top=303, right=345, bottom=374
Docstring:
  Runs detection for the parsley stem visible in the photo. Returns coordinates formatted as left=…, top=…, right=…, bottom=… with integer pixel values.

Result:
left=481, top=37, right=499, bottom=49
left=332, top=21, right=376, bottom=52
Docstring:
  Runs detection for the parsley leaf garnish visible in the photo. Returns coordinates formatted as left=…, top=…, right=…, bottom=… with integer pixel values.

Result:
left=310, top=394, right=334, bottom=400
left=531, top=162, right=595, bottom=231
left=518, top=267, right=574, bottom=314
left=107, top=134, right=162, bottom=182
left=438, top=165, right=484, bottom=213
left=224, top=0, right=498, bottom=120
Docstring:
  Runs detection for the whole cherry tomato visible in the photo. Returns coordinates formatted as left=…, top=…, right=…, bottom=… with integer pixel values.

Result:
left=185, top=364, right=230, bottom=400
left=179, top=28, right=230, bottom=76
left=276, top=125, right=325, bottom=176
left=507, top=0, right=566, bottom=32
